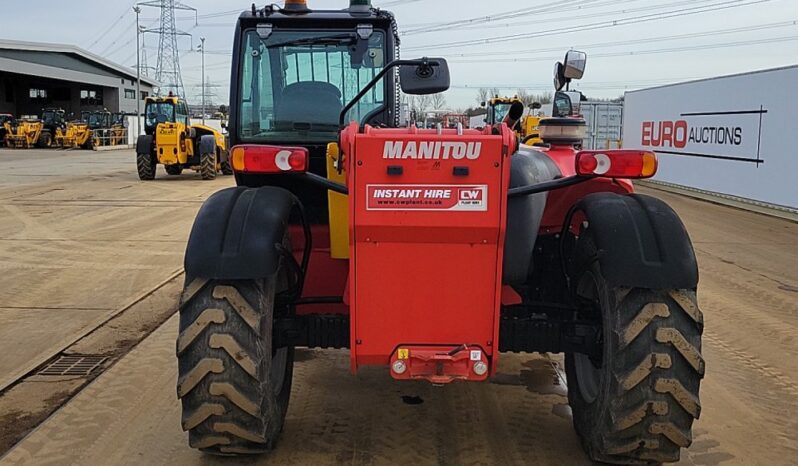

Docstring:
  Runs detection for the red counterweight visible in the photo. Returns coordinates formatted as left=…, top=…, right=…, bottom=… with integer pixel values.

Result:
left=341, top=123, right=516, bottom=381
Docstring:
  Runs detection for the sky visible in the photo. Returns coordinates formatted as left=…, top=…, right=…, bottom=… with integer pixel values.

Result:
left=2, top=0, right=797, bottom=110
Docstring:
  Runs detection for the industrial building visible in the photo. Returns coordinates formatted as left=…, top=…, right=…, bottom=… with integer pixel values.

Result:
left=0, top=39, right=157, bottom=117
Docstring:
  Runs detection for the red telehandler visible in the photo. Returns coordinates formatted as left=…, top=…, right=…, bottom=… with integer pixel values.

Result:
left=176, top=1, right=703, bottom=463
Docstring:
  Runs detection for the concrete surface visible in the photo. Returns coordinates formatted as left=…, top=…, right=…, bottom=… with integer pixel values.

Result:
left=1, top=150, right=797, bottom=465
left=0, top=148, right=232, bottom=390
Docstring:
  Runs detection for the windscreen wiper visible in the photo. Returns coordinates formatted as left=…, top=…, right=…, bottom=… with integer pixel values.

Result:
left=266, top=33, right=357, bottom=48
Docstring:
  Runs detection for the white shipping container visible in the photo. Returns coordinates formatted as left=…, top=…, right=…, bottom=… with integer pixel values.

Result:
left=580, top=102, right=623, bottom=150
left=623, top=65, right=798, bottom=209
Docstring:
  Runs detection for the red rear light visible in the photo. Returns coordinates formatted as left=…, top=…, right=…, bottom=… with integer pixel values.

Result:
left=230, top=145, right=308, bottom=173
left=575, top=150, right=657, bottom=179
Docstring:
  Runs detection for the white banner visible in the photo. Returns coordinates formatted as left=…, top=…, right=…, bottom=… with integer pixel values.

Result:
left=623, top=66, right=798, bottom=209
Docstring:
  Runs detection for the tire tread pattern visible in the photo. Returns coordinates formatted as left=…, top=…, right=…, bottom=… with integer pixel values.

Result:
left=136, top=153, right=156, bottom=180
left=177, top=279, right=289, bottom=454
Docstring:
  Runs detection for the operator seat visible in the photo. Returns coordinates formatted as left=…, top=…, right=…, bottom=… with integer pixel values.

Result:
left=275, top=81, right=343, bottom=128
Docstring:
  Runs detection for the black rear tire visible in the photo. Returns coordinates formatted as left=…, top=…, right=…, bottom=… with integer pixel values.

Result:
left=83, top=134, right=95, bottom=150
left=220, top=152, right=234, bottom=176
left=566, top=231, right=704, bottom=464
left=37, top=131, right=52, bottom=148
left=165, top=165, right=183, bottom=176
left=200, top=151, right=217, bottom=180
left=137, top=153, right=156, bottom=180
left=177, top=277, right=294, bottom=455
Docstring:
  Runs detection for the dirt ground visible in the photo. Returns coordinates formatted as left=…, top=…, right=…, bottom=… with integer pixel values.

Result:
left=1, top=149, right=796, bottom=465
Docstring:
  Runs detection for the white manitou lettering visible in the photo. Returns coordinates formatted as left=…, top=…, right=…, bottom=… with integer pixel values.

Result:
left=382, top=141, right=482, bottom=160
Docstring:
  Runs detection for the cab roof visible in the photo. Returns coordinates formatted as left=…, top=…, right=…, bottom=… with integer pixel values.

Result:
left=145, top=96, right=181, bottom=105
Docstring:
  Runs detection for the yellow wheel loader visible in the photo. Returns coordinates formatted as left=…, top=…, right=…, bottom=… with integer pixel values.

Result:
left=136, top=95, right=231, bottom=180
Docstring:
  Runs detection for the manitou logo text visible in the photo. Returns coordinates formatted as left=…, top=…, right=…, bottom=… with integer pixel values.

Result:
left=383, top=141, right=482, bottom=160
left=641, top=121, right=743, bottom=148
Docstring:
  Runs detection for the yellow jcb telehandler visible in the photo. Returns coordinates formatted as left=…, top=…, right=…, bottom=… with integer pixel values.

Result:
left=136, top=95, right=231, bottom=180
left=4, top=116, right=47, bottom=149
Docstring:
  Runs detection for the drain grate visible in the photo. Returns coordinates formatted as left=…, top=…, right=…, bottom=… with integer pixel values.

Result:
left=37, top=355, right=107, bottom=376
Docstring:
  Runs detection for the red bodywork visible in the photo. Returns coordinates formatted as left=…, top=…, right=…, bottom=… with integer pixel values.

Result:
left=288, top=125, right=635, bottom=382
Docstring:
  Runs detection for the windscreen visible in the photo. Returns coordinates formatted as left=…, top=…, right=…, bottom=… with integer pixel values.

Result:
left=491, top=103, right=511, bottom=124
left=145, top=103, right=175, bottom=127
left=239, top=29, right=386, bottom=143
left=88, top=113, right=104, bottom=128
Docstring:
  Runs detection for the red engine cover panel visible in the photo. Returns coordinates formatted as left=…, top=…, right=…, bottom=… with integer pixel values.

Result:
left=342, top=124, right=515, bottom=374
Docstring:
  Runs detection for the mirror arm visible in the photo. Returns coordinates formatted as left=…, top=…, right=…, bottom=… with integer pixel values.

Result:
left=338, top=58, right=432, bottom=129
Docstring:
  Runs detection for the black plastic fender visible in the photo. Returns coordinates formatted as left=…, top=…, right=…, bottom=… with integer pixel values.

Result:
left=198, top=134, right=216, bottom=155
left=573, top=192, right=698, bottom=289
left=184, top=186, right=297, bottom=280
left=502, top=147, right=561, bottom=285
left=136, top=134, right=153, bottom=155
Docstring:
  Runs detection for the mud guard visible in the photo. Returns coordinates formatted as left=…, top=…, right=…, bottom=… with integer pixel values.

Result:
left=573, top=193, right=698, bottom=289
left=502, top=147, right=560, bottom=285
left=136, top=134, right=153, bottom=155
left=184, top=186, right=297, bottom=280
left=198, top=134, right=216, bottom=155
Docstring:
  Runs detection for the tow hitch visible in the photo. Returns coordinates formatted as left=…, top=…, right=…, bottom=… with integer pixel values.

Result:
left=389, top=345, right=490, bottom=384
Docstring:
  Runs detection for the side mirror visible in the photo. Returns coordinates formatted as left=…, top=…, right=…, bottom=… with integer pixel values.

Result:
left=563, top=50, right=587, bottom=80
left=531, top=102, right=542, bottom=110
left=399, top=58, right=450, bottom=95
left=480, top=101, right=486, bottom=107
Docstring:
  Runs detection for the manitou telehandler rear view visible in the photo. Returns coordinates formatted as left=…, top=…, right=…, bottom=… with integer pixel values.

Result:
left=176, top=2, right=704, bottom=463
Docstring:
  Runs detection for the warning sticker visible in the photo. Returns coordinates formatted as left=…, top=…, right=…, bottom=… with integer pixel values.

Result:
left=469, top=350, right=482, bottom=361
left=366, top=184, right=488, bottom=211
left=397, top=348, right=410, bottom=360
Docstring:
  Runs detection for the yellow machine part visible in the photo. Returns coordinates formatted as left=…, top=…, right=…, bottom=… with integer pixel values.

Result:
left=521, top=115, right=543, bottom=145
left=6, top=121, right=42, bottom=148
left=326, top=142, right=349, bottom=259
left=155, top=123, right=187, bottom=165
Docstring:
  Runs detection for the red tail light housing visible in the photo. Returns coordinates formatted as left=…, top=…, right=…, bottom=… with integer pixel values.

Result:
left=230, top=145, right=309, bottom=173
left=575, top=150, right=658, bottom=179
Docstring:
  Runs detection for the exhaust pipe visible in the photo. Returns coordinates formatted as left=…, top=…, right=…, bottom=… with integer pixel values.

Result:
left=502, top=101, right=525, bottom=130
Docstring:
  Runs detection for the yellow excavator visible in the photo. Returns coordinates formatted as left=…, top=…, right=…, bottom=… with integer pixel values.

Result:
left=136, top=95, right=230, bottom=180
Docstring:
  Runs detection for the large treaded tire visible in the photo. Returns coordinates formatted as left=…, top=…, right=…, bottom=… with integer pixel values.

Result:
left=200, top=152, right=217, bottom=180
left=566, top=232, right=704, bottom=464
left=37, top=131, right=52, bottom=148
left=137, top=152, right=156, bottom=180
left=220, top=151, right=234, bottom=176
left=199, top=135, right=217, bottom=180
left=177, top=278, right=294, bottom=455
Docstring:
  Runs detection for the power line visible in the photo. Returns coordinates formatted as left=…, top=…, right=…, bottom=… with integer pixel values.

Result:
left=445, top=20, right=798, bottom=59
left=448, top=34, right=798, bottom=64
left=85, top=0, right=138, bottom=50
left=415, top=0, right=717, bottom=34
left=403, top=0, right=772, bottom=51
left=402, top=0, right=603, bottom=35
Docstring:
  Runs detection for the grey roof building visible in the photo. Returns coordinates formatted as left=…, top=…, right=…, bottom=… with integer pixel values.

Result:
left=0, top=39, right=158, bottom=117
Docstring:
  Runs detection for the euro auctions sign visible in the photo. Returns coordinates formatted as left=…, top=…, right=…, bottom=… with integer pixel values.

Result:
left=623, top=66, right=798, bottom=209
left=639, top=112, right=761, bottom=164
